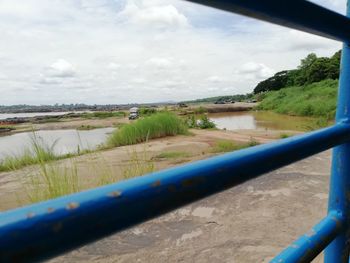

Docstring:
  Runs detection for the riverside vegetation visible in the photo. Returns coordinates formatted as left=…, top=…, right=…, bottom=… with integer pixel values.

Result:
left=1, top=111, right=264, bottom=206
left=185, top=51, right=341, bottom=125
left=107, top=112, right=189, bottom=147
left=7, top=62, right=332, bottom=206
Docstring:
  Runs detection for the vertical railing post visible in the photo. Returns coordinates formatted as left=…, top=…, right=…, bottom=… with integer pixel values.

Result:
left=325, top=1, right=350, bottom=261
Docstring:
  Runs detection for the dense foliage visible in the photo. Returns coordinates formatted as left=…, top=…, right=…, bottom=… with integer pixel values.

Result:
left=184, top=94, right=254, bottom=104
left=257, top=79, right=338, bottom=118
left=254, top=51, right=341, bottom=94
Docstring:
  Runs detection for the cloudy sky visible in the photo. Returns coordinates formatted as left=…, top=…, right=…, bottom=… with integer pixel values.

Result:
left=0, top=0, right=345, bottom=105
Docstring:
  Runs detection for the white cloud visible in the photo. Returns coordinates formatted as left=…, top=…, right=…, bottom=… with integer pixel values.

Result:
left=146, top=57, right=173, bottom=68
left=48, top=59, right=76, bottom=78
left=122, top=2, right=188, bottom=29
left=0, top=0, right=344, bottom=104
left=238, top=62, right=275, bottom=80
left=207, top=76, right=224, bottom=83
left=107, top=62, right=121, bottom=70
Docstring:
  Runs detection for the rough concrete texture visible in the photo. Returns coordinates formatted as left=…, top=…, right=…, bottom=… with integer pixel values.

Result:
left=50, top=150, right=331, bottom=263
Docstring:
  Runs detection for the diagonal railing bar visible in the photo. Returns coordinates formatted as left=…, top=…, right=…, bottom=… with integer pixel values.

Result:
left=184, top=0, right=350, bottom=42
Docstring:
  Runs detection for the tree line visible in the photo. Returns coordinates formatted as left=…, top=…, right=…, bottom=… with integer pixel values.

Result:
left=253, top=50, right=341, bottom=94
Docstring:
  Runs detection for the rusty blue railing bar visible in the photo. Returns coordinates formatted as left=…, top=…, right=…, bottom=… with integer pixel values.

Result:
left=272, top=211, right=345, bottom=263
left=1, top=0, right=350, bottom=262
left=185, top=0, right=350, bottom=42
left=324, top=9, right=350, bottom=260
left=1, top=123, right=350, bottom=262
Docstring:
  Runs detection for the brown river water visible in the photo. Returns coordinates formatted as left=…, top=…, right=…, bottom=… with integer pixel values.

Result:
left=209, top=111, right=316, bottom=132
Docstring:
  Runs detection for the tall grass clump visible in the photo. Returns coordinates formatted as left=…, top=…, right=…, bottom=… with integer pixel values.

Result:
left=257, top=79, right=338, bottom=119
left=122, top=147, right=155, bottom=179
left=25, top=161, right=80, bottom=203
left=107, top=112, right=188, bottom=147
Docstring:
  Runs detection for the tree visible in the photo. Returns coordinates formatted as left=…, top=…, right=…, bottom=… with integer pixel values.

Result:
left=253, top=50, right=341, bottom=94
left=298, top=53, right=317, bottom=70
left=253, top=70, right=290, bottom=93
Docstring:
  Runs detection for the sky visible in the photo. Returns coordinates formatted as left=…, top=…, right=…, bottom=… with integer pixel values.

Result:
left=0, top=0, right=346, bottom=105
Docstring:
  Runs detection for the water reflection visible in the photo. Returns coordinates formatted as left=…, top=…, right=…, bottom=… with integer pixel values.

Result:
left=209, top=111, right=315, bottom=131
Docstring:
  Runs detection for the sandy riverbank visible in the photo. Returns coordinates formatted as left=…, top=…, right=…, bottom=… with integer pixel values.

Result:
left=0, top=103, right=257, bottom=135
left=0, top=128, right=294, bottom=211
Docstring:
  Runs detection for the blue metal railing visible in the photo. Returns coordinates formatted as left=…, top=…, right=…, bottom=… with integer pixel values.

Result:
left=1, top=1, right=350, bottom=262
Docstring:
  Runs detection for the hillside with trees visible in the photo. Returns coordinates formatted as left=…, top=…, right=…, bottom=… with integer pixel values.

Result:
left=254, top=51, right=341, bottom=94
left=255, top=51, right=341, bottom=119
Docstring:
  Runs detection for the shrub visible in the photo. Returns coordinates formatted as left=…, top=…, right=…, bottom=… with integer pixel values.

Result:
left=139, top=107, right=157, bottom=116
left=107, top=112, right=188, bottom=147
left=186, top=114, right=216, bottom=129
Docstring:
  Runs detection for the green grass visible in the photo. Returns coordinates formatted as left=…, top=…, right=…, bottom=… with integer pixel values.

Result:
left=25, top=161, right=80, bottom=204
left=107, top=112, right=188, bottom=147
left=279, top=133, right=291, bottom=139
left=22, top=146, right=155, bottom=204
left=0, top=125, right=16, bottom=131
left=122, top=148, right=155, bottom=180
left=81, top=111, right=126, bottom=119
left=154, top=151, right=191, bottom=159
left=257, top=79, right=338, bottom=119
left=211, top=139, right=259, bottom=153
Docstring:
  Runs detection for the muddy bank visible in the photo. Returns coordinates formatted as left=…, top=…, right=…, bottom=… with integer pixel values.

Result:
left=203, top=102, right=257, bottom=113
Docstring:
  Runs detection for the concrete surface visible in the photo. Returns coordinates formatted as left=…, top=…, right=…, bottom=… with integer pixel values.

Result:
left=50, top=150, right=332, bottom=263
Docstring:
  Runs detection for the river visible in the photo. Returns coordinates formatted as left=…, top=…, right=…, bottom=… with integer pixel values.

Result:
left=0, top=111, right=88, bottom=120
left=0, top=128, right=114, bottom=160
left=209, top=111, right=315, bottom=131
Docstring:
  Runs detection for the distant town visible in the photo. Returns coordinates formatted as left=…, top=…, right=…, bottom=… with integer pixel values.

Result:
left=0, top=103, right=172, bottom=113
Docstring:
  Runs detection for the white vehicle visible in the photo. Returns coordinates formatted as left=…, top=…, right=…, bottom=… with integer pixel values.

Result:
left=129, top=107, right=139, bottom=120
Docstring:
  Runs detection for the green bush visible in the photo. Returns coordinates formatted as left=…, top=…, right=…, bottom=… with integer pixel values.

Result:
left=186, top=114, right=216, bottom=129
left=139, top=107, right=157, bottom=116
left=107, top=112, right=188, bottom=147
